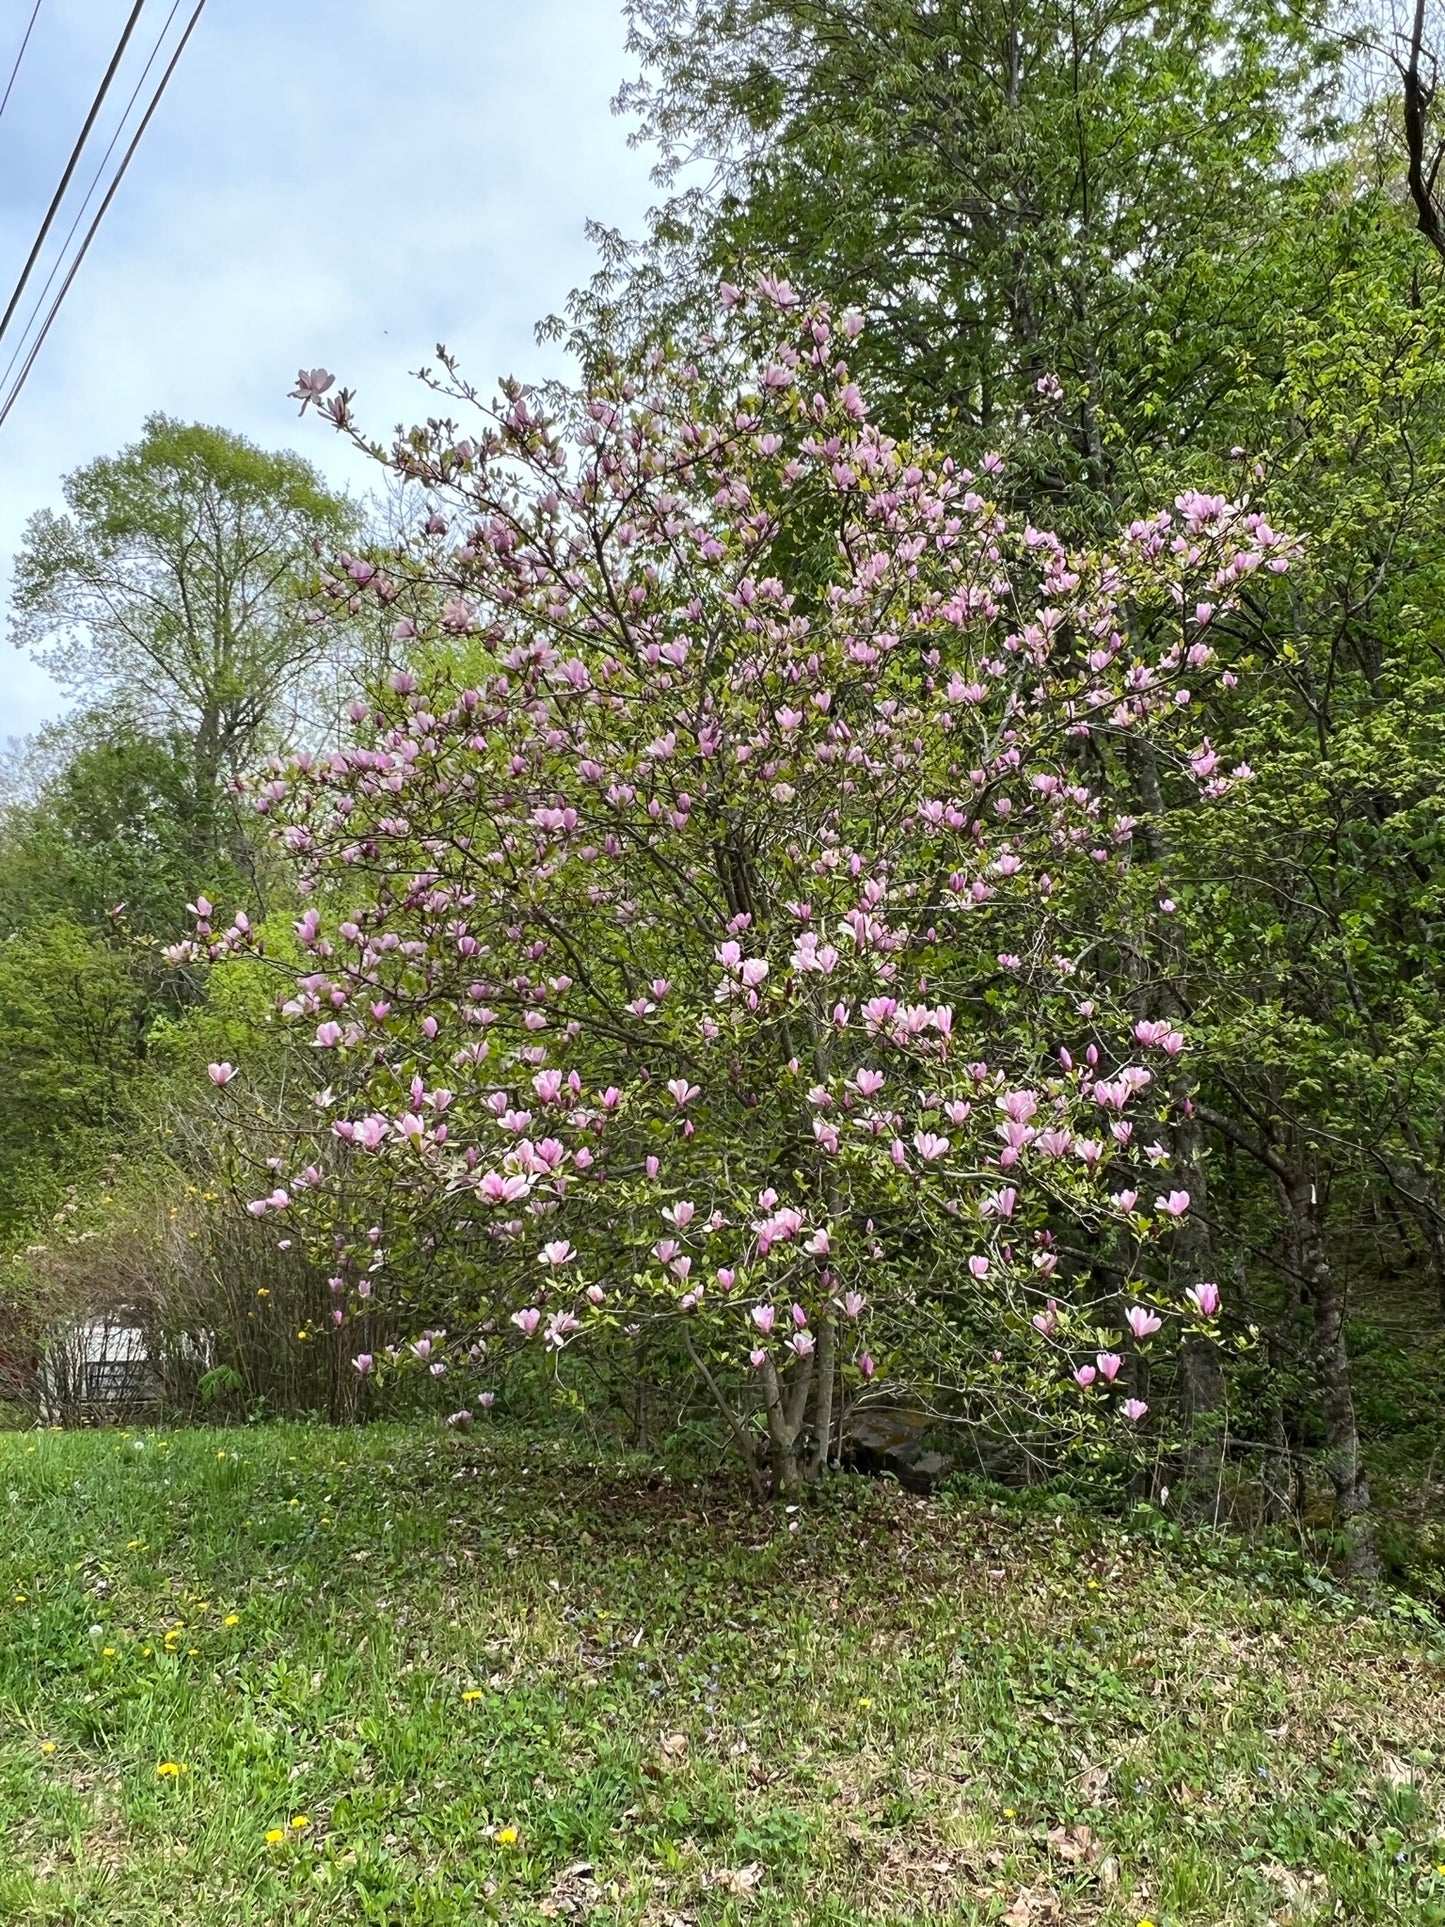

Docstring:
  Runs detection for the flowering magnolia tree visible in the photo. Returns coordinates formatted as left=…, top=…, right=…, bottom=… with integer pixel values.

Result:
left=179, top=285, right=1293, bottom=1493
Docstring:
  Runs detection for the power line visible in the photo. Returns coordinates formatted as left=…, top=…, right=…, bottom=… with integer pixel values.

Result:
left=0, top=0, right=207, bottom=434
left=0, top=0, right=45, bottom=126
left=0, top=0, right=186, bottom=404
left=0, top=0, right=147, bottom=353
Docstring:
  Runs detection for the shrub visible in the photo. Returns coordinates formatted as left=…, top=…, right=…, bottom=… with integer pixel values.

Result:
left=179, top=288, right=1294, bottom=1490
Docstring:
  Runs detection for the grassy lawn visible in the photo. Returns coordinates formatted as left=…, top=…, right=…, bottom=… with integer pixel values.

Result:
left=1, top=1424, right=1443, bottom=1924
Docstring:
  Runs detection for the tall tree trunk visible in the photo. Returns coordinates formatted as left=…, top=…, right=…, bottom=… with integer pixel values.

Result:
left=1279, top=1165, right=1379, bottom=1581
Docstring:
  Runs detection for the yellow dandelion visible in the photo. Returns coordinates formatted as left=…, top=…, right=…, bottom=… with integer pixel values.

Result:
left=224, top=1613, right=240, bottom=1627
left=265, top=1828, right=285, bottom=1845
left=13, top=1594, right=26, bottom=1604
left=155, top=1762, right=185, bottom=1778
left=497, top=1827, right=519, bottom=1847
left=102, top=1647, right=116, bottom=1657
left=857, top=1696, right=872, bottom=1708
left=257, top=1287, right=270, bottom=1297
left=461, top=1688, right=483, bottom=1702
left=290, top=1814, right=309, bottom=1830
left=40, top=1741, right=56, bottom=1755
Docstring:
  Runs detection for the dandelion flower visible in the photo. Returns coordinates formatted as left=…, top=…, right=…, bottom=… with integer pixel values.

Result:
left=497, top=1827, right=519, bottom=1847
left=155, top=1762, right=185, bottom=1777
left=290, top=1814, right=309, bottom=1830
left=265, top=1828, right=284, bottom=1845
left=224, top=1614, right=240, bottom=1626
left=461, top=1689, right=483, bottom=1702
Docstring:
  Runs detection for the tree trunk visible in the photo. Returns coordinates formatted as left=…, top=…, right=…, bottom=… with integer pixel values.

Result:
left=1403, top=1178, right=1445, bottom=1320
left=1279, top=1166, right=1379, bottom=1581
left=761, top=1352, right=813, bottom=1496
left=807, top=1313, right=837, bottom=1480
left=1173, top=1105, right=1226, bottom=1505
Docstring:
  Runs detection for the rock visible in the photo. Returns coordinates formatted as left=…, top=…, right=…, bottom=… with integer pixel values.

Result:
left=841, top=1408, right=954, bottom=1491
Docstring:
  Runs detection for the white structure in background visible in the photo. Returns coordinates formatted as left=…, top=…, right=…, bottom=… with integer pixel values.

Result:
left=39, top=1316, right=157, bottom=1422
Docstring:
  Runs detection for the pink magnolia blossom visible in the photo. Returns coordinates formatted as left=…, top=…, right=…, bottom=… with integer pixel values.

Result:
left=1096, top=1352, right=1123, bottom=1382
left=1125, top=1305, right=1163, bottom=1340
left=190, top=289, right=1294, bottom=1489
left=1186, top=1281, right=1221, bottom=1317
left=1121, top=1398, right=1149, bottom=1422
left=207, top=1062, right=237, bottom=1087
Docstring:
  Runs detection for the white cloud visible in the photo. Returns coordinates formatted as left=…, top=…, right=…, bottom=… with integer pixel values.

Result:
left=0, top=0, right=658, bottom=740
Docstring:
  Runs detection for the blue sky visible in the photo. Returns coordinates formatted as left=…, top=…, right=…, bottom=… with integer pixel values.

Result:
left=0, top=0, right=657, bottom=742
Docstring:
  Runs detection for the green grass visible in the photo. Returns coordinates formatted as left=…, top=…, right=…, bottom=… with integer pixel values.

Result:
left=1, top=1424, right=1443, bottom=1925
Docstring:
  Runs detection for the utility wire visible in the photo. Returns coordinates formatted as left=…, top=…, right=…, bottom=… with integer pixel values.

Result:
left=0, top=0, right=45, bottom=126
left=0, top=0, right=185, bottom=404
left=0, top=0, right=147, bottom=352
left=0, top=0, right=207, bottom=433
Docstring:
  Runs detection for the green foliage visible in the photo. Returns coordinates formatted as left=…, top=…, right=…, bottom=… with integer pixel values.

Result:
left=579, top=0, right=1347, bottom=485
left=0, top=919, right=149, bottom=1236
left=8, top=415, right=355, bottom=853
left=0, top=719, right=244, bottom=943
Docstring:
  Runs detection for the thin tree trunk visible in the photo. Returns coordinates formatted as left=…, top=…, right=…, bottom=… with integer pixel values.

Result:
left=1173, top=1105, right=1226, bottom=1502
left=1262, top=1322, right=1298, bottom=1529
left=684, top=1327, right=765, bottom=1502
left=1280, top=1166, right=1380, bottom=1581
left=806, top=1312, right=837, bottom=1480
